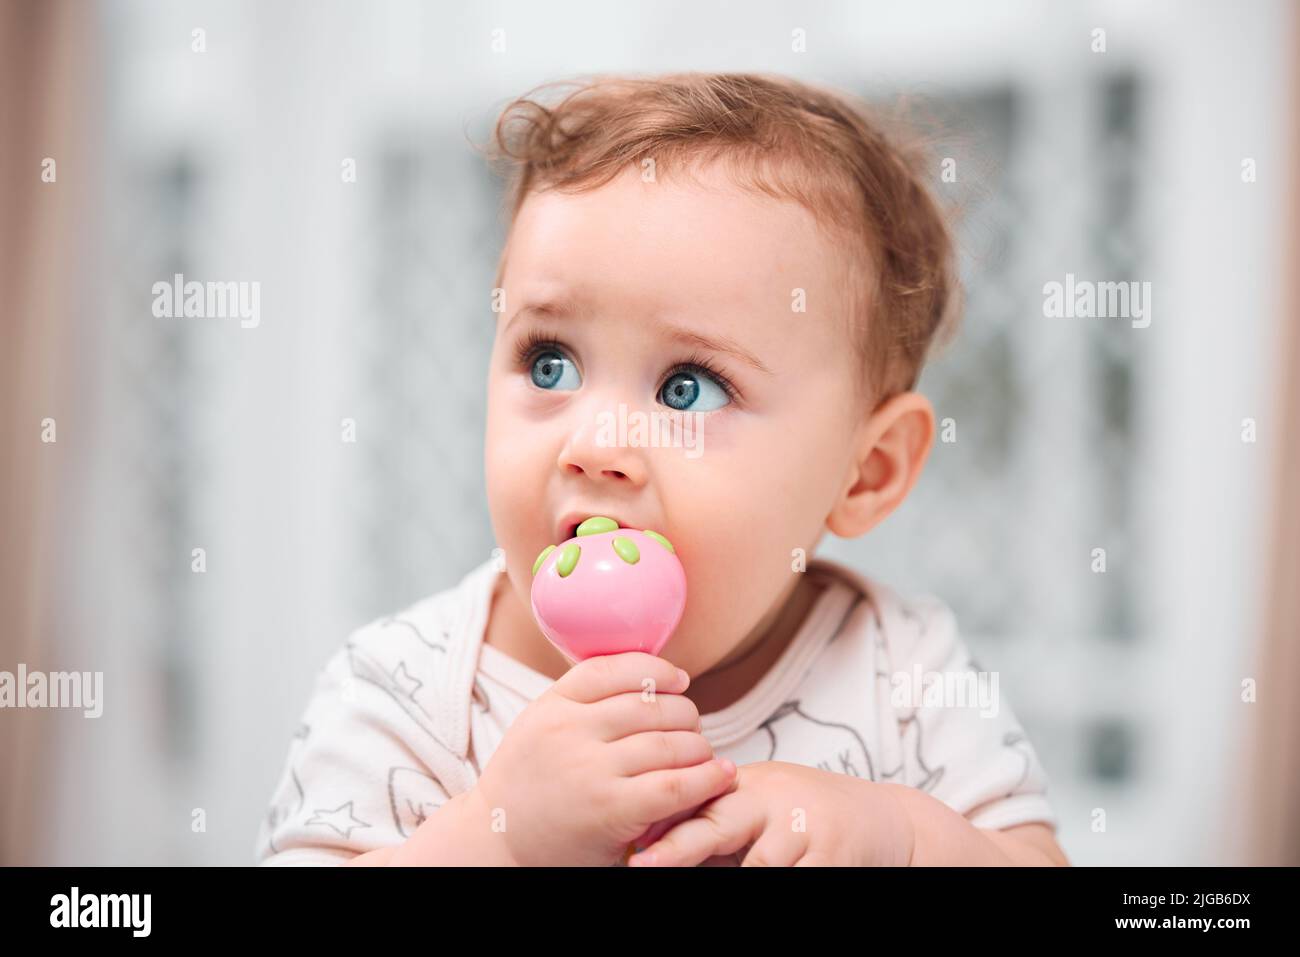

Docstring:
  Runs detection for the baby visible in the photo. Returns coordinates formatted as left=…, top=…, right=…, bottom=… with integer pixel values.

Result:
left=255, top=72, right=1067, bottom=867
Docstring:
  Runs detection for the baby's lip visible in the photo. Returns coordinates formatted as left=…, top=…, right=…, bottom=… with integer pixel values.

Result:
left=554, top=511, right=641, bottom=543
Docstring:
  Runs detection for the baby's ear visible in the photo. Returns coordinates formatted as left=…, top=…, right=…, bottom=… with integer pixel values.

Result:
left=826, top=391, right=935, bottom=539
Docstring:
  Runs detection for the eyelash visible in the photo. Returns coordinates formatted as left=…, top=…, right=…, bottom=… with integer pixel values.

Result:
left=511, top=329, right=741, bottom=403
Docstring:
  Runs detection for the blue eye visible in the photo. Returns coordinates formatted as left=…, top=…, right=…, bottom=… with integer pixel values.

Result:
left=530, top=350, right=581, bottom=390
left=659, top=369, right=730, bottom=412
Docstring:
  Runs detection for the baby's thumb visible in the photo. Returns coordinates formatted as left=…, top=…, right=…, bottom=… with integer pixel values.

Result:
left=632, top=805, right=698, bottom=850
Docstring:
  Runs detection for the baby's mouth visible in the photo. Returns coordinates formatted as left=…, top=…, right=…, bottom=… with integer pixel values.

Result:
left=554, top=513, right=632, bottom=543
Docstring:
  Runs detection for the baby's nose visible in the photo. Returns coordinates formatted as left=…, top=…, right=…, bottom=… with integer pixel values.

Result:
left=556, top=402, right=649, bottom=485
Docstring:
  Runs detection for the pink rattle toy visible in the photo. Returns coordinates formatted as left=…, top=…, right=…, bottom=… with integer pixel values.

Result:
left=531, top=516, right=689, bottom=864
left=530, top=516, right=686, bottom=664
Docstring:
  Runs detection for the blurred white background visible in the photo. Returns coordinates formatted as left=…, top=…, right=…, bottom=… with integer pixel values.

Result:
left=2, top=0, right=1296, bottom=865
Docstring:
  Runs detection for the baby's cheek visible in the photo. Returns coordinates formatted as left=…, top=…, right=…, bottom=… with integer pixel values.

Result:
left=670, top=536, right=780, bottom=667
left=486, top=486, right=545, bottom=606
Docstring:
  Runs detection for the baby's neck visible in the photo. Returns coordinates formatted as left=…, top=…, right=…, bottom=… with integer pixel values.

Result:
left=685, top=572, right=825, bottom=714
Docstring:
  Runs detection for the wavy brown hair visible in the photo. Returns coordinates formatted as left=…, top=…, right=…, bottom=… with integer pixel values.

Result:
left=478, top=72, right=963, bottom=406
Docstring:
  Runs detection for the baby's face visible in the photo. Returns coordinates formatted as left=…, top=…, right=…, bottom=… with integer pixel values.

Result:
left=485, top=162, right=864, bottom=676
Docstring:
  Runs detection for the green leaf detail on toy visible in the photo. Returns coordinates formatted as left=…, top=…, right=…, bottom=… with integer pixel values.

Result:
left=643, top=529, right=674, bottom=553
left=576, top=516, right=619, bottom=536
left=556, top=542, right=581, bottom=577
left=532, top=544, right=557, bottom=576
left=612, top=536, right=640, bottom=564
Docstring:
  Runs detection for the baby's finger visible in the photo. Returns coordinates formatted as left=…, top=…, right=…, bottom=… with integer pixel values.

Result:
left=635, top=810, right=689, bottom=849
left=554, top=652, right=688, bottom=705
left=628, top=757, right=736, bottom=826
left=630, top=762, right=741, bottom=847
left=613, top=730, right=713, bottom=777
left=793, top=851, right=828, bottom=866
left=593, top=689, right=701, bottom=741
left=629, top=796, right=756, bottom=867
left=632, top=801, right=701, bottom=850
left=740, top=827, right=805, bottom=867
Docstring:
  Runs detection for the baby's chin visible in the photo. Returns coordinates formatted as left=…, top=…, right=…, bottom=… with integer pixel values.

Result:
left=657, top=604, right=748, bottom=675
left=656, top=638, right=720, bottom=678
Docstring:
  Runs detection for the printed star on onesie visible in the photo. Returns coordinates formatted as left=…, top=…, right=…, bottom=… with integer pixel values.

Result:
left=381, top=616, right=449, bottom=654
left=387, top=657, right=423, bottom=702
left=305, top=801, right=372, bottom=839
left=390, top=661, right=423, bottom=701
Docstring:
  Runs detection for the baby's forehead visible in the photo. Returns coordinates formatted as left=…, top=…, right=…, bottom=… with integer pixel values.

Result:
left=503, top=170, right=854, bottom=316
left=513, top=161, right=831, bottom=241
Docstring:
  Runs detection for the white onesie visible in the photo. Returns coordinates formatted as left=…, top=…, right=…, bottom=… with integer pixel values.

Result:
left=254, top=556, right=1058, bottom=864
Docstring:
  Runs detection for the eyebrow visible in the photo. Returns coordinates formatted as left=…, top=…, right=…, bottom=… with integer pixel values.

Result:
left=504, top=300, right=775, bottom=376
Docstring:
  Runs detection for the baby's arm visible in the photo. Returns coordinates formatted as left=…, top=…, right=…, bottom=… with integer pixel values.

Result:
left=886, top=783, right=1069, bottom=865
left=874, top=590, right=1068, bottom=865
left=256, top=636, right=477, bottom=865
left=344, top=786, right=518, bottom=866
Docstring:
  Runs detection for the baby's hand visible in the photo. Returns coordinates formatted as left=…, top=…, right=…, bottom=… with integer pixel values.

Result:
left=472, top=652, right=736, bottom=866
left=626, top=760, right=914, bottom=867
